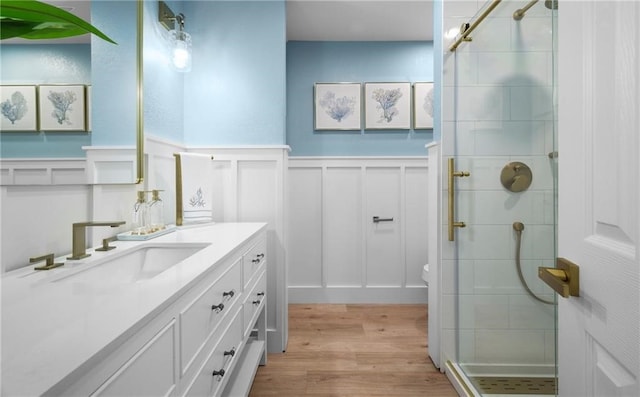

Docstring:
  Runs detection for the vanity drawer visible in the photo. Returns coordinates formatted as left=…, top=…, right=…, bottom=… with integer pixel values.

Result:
left=182, top=308, right=243, bottom=397
left=179, top=257, right=242, bottom=376
left=242, top=237, right=266, bottom=288
left=92, top=320, right=177, bottom=397
left=243, top=267, right=267, bottom=338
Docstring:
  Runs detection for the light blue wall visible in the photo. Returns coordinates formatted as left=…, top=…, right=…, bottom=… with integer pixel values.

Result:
left=0, top=45, right=91, bottom=158
left=433, top=0, right=443, bottom=142
left=183, top=1, right=286, bottom=146
left=143, top=0, right=185, bottom=143
left=91, top=1, right=138, bottom=147
left=286, top=41, right=434, bottom=156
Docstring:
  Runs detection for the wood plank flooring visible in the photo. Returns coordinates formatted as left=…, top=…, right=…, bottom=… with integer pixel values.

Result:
left=248, top=304, right=458, bottom=396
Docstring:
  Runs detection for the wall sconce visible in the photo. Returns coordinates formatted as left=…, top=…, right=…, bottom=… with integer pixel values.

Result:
left=159, top=1, right=192, bottom=72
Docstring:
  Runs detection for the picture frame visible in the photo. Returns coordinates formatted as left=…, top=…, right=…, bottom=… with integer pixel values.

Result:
left=0, top=85, right=38, bottom=132
left=38, top=85, right=86, bottom=131
left=364, top=82, right=411, bottom=130
left=314, top=82, right=361, bottom=130
left=413, top=82, right=435, bottom=129
left=86, top=85, right=92, bottom=131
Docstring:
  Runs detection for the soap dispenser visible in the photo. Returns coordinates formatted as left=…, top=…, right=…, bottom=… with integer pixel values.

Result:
left=132, top=190, right=149, bottom=235
left=148, top=189, right=165, bottom=233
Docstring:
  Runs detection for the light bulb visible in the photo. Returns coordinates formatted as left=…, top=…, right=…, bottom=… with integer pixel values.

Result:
left=169, top=30, right=192, bottom=72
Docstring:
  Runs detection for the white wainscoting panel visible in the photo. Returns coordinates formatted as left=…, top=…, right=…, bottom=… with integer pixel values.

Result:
left=405, top=166, right=430, bottom=288
left=325, top=167, right=363, bottom=287
left=1, top=184, right=91, bottom=273
left=1, top=158, right=86, bottom=186
left=84, top=146, right=137, bottom=184
left=366, top=167, right=402, bottom=287
left=288, top=157, right=429, bottom=304
left=288, top=168, right=323, bottom=287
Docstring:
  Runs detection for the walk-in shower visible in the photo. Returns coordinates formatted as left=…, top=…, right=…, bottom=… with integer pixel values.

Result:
left=442, top=0, right=558, bottom=395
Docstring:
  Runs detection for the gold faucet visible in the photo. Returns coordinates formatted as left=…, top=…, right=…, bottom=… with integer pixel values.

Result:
left=67, top=221, right=126, bottom=260
left=30, top=253, right=64, bottom=271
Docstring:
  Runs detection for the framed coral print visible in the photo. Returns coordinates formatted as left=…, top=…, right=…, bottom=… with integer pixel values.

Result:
left=413, top=82, right=434, bottom=129
left=314, top=83, right=361, bottom=130
left=38, top=85, right=86, bottom=131
left=364, top=82, right=411, bottom=130
left=0, top=85, right=38, bottom=132
left=86, top=85, right=92, bottom=131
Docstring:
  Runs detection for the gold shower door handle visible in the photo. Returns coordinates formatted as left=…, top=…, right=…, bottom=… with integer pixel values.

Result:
left=448, top=158, right=470, bottom=241
left=538, top=258, right=580, bottom=298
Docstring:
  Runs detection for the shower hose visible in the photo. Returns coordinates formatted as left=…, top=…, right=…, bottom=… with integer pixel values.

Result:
left=513, top=222, right=555, bottom=305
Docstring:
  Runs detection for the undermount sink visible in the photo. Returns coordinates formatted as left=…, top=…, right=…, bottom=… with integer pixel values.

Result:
left=54, top=242, right=210, bottom=284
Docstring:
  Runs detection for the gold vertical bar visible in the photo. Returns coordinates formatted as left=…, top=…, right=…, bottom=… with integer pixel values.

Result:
left=448, top=158, right=469, bottom=241
left=448, top=158, right=455, bottom=241
left=135, top=0, right=144, bottom=184
left=174, top=154, right=183, bottom=226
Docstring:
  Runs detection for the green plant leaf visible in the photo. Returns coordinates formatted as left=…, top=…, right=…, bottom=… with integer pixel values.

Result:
left=0, top=19, right=40, bottom=40
left=0, top=0, right=117, bottom=44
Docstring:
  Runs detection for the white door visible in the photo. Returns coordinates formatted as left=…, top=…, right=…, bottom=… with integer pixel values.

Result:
left=558, top=1, right=639, bottom=396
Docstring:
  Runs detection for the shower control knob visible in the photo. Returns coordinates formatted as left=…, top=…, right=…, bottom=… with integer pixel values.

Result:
left=500, top=161, right=532, bottom=192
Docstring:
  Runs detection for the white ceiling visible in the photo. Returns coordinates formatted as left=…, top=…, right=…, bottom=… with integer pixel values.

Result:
left=286, top=0, right=434, bottom=41
left=4, top=1, right=434, bottom=44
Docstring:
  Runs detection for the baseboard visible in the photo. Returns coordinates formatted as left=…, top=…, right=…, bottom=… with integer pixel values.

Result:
left=288, top=286, right=428, bottom=304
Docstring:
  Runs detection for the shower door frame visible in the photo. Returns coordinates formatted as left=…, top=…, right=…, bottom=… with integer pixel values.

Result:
left=442, top=0, right=559, bottom=395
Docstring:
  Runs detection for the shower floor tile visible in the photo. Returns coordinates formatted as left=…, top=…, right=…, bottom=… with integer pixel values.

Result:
left=471, top=376, right=556, bottom=395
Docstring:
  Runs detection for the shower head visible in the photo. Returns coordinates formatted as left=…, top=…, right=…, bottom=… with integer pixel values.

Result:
left=545, top=0, right=558, bottom=10
left=513, top=222, right=525, bottom=232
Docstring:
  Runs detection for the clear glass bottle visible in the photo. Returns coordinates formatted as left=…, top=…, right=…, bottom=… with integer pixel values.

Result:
left=148, top=189, right=165, bottom=233
left=132, top=190, right=149, bottom=235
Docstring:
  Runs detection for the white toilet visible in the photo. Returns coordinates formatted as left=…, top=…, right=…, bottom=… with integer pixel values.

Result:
left=421, top=264, right=429, bottom=286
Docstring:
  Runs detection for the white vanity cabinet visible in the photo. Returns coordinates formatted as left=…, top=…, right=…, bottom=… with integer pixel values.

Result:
left=177, top=232, right=268, bottom=397
left=1, top=223, right=267, bottom=397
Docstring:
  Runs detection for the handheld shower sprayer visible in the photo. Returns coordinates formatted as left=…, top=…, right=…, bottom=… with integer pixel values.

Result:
left=512, top=221, right=555, bottom=305
left=513, top=221, right=525, bottom=233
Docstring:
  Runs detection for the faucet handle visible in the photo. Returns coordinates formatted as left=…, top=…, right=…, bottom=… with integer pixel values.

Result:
left=95, top=235, right=118, bottom=252
left=30, top=253, right=64, bottom=271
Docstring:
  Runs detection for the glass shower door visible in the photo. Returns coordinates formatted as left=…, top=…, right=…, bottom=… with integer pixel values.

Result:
left=445, top=0, right=559, bottom=395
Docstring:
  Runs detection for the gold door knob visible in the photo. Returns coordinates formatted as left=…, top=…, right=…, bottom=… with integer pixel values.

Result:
left=538, top=257, right=580, bottom=298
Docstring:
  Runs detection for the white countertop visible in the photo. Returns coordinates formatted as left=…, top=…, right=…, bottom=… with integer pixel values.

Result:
left=1, top=222, right=266, bottom=396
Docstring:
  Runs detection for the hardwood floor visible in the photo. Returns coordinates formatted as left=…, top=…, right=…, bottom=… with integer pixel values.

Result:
left=248, top=304, right=458, bottom=396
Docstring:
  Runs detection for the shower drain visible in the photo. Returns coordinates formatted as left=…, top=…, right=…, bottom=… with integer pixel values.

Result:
left=471, top=376, right=556, bottom=395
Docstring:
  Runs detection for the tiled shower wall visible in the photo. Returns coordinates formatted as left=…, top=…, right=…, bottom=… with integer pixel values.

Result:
left=441, top=0, right=557, bottom=368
